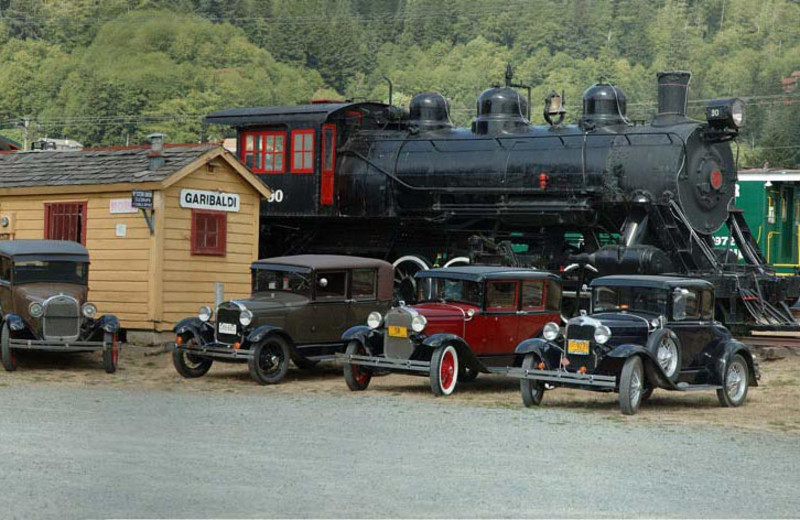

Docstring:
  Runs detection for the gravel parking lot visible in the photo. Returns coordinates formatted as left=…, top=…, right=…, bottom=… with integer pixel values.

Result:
left=0, top=348, right=799, bottom=518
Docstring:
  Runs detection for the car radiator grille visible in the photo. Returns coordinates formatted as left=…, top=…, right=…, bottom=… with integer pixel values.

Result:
left=215, top=305, right=242, bottom=345
left=383, top=311, right=414, bottom=359
left=43, top=296, right=80, bottom=340
left=565, top=324, right=599, bottom=371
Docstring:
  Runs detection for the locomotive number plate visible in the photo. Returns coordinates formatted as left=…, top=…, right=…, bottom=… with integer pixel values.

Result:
left=567, top=339, right=590, bottom=355
left=388, top=326, right=408, bottom=338
left=218, top=322, right=237, bottom=335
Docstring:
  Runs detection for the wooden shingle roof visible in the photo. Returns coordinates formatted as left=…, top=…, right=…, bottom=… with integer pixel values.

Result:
left=0, top=144, right=217, bottom=188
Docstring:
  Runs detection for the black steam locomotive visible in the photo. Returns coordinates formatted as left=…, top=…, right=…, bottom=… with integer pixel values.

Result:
left=205, top=69, right=800, bottom=334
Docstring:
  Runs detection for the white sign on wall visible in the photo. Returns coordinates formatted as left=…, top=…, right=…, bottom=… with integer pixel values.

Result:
left=109, top=198, right=138, bottom=214
left=180, top=189, right=240, bottom=213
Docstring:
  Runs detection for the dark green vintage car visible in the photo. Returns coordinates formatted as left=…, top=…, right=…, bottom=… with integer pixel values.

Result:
left=171, top=255, right=393, bottom=384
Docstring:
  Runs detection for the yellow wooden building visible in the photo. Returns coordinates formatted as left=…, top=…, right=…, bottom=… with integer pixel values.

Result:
left=0, top=139, right=270, bottom=331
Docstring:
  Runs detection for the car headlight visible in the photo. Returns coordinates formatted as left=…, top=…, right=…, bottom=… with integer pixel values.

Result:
left=594, top=325, right=612, bottom=345
left=29, top=302, right=43, bottom=318
left=411, top=314, right=427, bottom=333
left=367, top=312, right=382, bottom=329
left=198, top=305, right=212, bottom=322
left=82, top=303, right=97, bottom=318
left=542, top=321, right=560, bottom=341
left=239, top=308, right=253, bottom=327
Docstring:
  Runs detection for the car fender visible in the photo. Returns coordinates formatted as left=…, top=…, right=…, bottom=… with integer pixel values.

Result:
left=717, top=340, right=760, bottom=387
left=173, top=317, right=214, bottom=343
left=3, top=313, right=31, bottom=335
left=607, top=343, right=682, bottom=390
left=97, top=315, right=120, bottom=333
left=514, top=338, right=562, bottom=368
left=247, top=324, right=292, bottom=346
left=422, top=333, right=482, bottom=371
left=341, top=325, right=379, bottom=355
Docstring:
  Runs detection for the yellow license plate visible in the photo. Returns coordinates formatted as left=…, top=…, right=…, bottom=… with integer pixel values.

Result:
left=388, top=325, right=408, bottom=338
left=567, top=339, right=590, bottom=355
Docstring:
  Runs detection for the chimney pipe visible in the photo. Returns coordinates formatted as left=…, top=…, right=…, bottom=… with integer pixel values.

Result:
left=147, top=133, right=166, bottom=171
left=656, top=71, right=691, bottom=118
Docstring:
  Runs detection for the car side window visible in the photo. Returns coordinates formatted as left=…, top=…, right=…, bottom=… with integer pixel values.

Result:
left=0, top=258, right=10, bottom=283
left=700, top=290, right=714, bottom=320
left=315, top=271, right=347, bottom=300
left=673, top=288, right=701, bottom=321
left=486, top=281, right=518, bottom=312
left=351, top=269, right=376, bottom=300
left=521, top=280, right=544, bottom=311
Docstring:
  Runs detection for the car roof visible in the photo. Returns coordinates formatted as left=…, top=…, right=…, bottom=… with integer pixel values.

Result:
left=590, top=275, right=714, bottom=290
left=0, top=239, right=90, bottom=261
left=252, top=254, right=392, bottom=271
left=416, top=265, right=560, bottom=282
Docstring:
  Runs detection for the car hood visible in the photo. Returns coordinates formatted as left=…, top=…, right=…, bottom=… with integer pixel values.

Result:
left=591, top=312, right=652, bottom=346
left=412, top=302, right=477, bottom=320
left=229, top=293, right=310, bottom=315
left=13, top=283, right=86, bottom=315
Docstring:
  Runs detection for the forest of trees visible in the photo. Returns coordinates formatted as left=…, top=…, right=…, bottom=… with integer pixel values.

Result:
left=0, top=0, right=799, bottom=168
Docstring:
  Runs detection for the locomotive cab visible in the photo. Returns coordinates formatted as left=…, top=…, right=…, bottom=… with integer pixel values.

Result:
left=204, top=101, right=392, bottom=217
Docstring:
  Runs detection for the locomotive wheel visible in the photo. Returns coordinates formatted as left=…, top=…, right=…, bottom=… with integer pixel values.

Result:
left=392, top=256, right=429, bottom=304
left=520, top=354, right=545, bottom=407
left=430, top=345, right=458, bottom=396
left=343, top=341, right=372, bottom=391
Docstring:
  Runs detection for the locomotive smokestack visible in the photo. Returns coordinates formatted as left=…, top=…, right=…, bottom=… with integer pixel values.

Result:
left=656, top=71, right=691, bottom=120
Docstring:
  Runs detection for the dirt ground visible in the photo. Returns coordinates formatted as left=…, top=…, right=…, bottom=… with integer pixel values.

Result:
left=3, top=345, right=800, bottom=434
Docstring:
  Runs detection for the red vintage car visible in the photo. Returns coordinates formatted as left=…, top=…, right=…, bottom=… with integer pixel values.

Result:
left=340, top=266, right=562, bottom=395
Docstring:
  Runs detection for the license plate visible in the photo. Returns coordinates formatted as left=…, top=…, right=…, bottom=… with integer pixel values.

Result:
left=218, top=322, right=237, bottom=335
left=567, top=339, right=590, bottom=355
left=388, top=325, right=408, bottom=338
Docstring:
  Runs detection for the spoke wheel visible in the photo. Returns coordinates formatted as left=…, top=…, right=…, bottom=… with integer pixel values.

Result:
left=430, top=345, right=458, bottom=396
left=1, top=322, right=17, bottom=372
left=248, top=336, right=290, bottom=385
left=656, top=336, right=680, bottom=381
left=717, top=354, right=749, bottom=407
left=343, top=341, right=373, bottom=391
left=102, top=332, right=119, bottom=374
left=172, top=336, right=213, bottom=378
left=520, top=354, right=545, bottom=407
left=619, top=356, right=645, bottom=415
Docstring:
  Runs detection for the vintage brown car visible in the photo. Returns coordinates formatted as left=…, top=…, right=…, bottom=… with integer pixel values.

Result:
left=171, top=255, right=393, bottom=384
left=0, top=240, right=121, bottom=372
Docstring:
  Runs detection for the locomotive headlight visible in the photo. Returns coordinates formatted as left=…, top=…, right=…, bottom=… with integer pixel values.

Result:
left=411, top=314, right=427, bottom=333
left=82, top=303, right=97, bottom=318
left=594, top=325, right=612, bottom=345
left=706, top=98, right=745, bottom=130
left=542, top=321, right=560, bottom=341
left=29, top=302, right=44, bottom=318
left=198, top=305, right=213, bottom=323
left=239, top=308, right=253, bottom=327
left=367, top=312, right=382, bottom=329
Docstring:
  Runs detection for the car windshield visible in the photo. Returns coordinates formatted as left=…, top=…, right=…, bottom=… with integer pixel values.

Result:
left=417, top=277, right=483, bottom=307
left=592, top=285, right=667, bottom=315
left=13, top=261, right=88, bottom=285
left=252, top=268, right=311, bottom=297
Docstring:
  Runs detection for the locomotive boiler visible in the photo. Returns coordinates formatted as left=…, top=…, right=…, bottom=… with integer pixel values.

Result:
left=205, top=70, right=799, bottom=334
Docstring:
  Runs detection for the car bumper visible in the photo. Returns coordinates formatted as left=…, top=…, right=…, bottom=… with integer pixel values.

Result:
left=336, top=352, right=431, bottom=373
left=506, top=366, right=617, bottom=389
left=8, top=338, right=107, bottom=352
left=170, top=341, right=252, bottom=361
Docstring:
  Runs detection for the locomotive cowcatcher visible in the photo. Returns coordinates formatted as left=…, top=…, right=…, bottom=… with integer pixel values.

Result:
left=205, top=68, right=800, bottom=335
left=339, top=266, right=561, bottom=395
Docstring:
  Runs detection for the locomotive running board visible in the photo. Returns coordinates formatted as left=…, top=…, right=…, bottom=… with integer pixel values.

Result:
left=506, top=367, right=617, bottom=389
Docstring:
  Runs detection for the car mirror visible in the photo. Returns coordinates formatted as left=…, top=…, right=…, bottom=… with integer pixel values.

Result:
left=318, top=278, right=328, bottom=288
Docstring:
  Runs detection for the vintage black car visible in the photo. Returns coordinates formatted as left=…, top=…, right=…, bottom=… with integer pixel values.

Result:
left=171, top=255, right=393, bottom=384
left=340, top=266, right=562, bottom=396
left=0, top=240, right=121, bottom=373
left=508, top=275, right=759, bottom=415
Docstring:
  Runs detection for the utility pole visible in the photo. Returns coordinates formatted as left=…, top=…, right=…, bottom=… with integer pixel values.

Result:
left=22, top=118, right=29, bottom=150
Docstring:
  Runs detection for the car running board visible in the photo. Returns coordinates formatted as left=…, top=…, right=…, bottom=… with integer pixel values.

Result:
left=674, top=382, right=722, bottom=392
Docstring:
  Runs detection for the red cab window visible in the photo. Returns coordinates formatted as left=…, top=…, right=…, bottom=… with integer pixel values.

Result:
left=320, top=124, right=336, bottom=205
left=44, top=201, right=87, bottom=245
left=291, top=129, right=315, bottom=174
left=486, top=281, right=519, bottom=312
left=191, top=210, right=227, bottom=256
left=241, top=131, right=285, bottom=174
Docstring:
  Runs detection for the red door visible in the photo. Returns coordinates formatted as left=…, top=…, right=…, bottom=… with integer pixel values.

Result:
left=468, top=280, right=520, bottom=355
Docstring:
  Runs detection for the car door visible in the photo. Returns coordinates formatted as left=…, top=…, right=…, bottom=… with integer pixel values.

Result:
left=0, top=256, right=12, bottom=317
left=348, top=268, right=378, bottom=329
left=517, top=279, right=551, bottom=340
left=309, top=270, right=350, bottom=344
left=668, top=288, right=717, bottom=369
left=476, top=279, right=520, bottom=356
